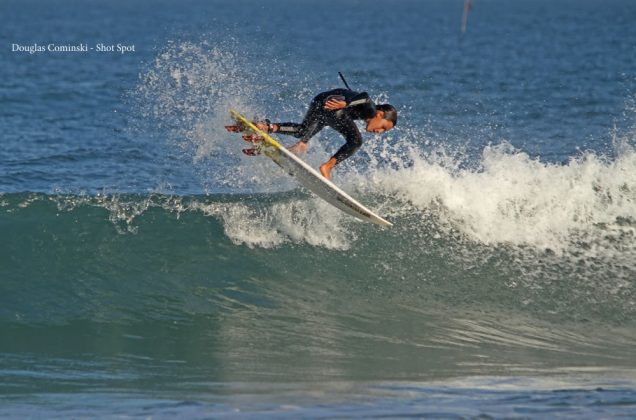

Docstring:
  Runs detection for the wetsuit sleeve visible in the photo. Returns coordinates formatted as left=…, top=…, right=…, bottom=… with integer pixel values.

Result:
left=344, top=91, right=376, bottom=120
left=330, top=118, right=363, bottom=164
left=323, top=94, right=347, bottom=105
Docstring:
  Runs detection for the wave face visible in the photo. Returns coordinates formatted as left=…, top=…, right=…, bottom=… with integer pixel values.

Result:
left=2, top=139, right=635, bottom=391
left=2, top=140, right=635, bottom=327
left=2, top=170, right=636, bottom=398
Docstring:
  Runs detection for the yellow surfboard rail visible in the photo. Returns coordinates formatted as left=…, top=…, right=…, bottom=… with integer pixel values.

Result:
left=230, top=109, right=284, bottom=150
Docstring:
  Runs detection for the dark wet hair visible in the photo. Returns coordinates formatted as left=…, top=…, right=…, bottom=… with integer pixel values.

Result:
left=376, top=104, right=398, bottom=127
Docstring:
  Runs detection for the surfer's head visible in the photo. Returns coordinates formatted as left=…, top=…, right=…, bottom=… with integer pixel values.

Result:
left=366, top=104, right=397, bottom=133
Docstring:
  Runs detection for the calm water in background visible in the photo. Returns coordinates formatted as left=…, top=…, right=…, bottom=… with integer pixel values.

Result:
left=1, top=0, right=636, bottom=417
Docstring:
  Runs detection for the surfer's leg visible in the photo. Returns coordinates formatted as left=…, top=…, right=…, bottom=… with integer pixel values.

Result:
left=315, top=118, right=362, bottom=179
left=319, top=157, right=337, bottom=180
left=299, top=98, right=329, bottom=139
left=276, top=95, right=327, bottom=140
left=275, top=118, right=324, bottom=140
left=275, top=123, right=302, bottom=136
left=274, top=117, right=324, bottom=139
left=330, top=118, right=363, bottom=164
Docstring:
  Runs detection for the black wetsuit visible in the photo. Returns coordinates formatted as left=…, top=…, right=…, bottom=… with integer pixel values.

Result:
left=274, top=89, right=377, bottom=164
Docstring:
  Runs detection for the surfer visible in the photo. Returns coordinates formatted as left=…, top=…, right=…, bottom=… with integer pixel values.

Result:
left=256, top=89, right=397, bottom=180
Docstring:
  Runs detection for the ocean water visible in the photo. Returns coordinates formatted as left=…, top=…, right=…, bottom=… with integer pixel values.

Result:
left=2, top=0, right=636, bottom=417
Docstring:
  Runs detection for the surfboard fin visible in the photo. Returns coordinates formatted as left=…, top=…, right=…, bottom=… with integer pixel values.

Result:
left=225, top=124, right=245, bottom=133
left=242, top=134, right=263, bottom=143
left=242, top=148, right=261, bottom=156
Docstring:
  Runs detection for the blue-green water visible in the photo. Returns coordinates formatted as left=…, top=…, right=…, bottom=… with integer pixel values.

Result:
left=2, top=0, right=636, bottom=417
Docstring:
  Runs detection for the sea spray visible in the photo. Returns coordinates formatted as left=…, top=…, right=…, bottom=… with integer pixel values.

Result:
left=133, top=40, right=321, bottom=194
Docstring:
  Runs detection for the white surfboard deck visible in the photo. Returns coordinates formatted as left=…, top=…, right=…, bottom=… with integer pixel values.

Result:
left=230, top=110, right=392, bottom=227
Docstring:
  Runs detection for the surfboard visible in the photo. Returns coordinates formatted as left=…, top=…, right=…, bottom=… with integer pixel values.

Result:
left=229, top=110, right=393, bottom=227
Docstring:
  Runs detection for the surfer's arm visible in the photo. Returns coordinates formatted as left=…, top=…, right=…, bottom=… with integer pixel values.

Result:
left=324, top=97, right=347, bottom=110
left=324, top=91, right=376, bottom=118
left=345, top=92, right=376, bottom=119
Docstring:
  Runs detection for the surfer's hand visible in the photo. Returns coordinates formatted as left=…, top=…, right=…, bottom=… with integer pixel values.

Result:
left=324, top=99, right=347, bottom=110
left=288, top=141, right=308, bottom=155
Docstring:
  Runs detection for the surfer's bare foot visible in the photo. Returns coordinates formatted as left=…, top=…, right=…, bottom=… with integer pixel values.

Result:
left=319, top=158, right=337, bottom=180
left=288, top=141, right=308, bottom=155
left=254, top=121, right=269, bottom=132
left=319, top=165, right=332, bottom=180
left=254, top=121, right=278, bottom=133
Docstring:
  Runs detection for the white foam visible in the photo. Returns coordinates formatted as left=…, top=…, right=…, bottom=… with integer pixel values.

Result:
left=213, top=197, right=353, bottom=250
left=370, top=140, right=636, bottom=257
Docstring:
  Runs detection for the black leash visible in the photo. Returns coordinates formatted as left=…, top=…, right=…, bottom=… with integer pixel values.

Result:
left=338, top=72, right=352, bottom=90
